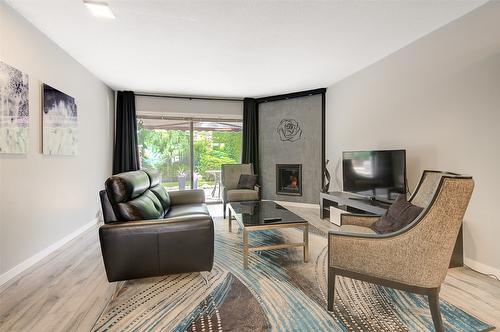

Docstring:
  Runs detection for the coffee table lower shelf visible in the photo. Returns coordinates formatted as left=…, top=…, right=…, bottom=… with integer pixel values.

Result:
left=228, top=210, right=309, bottom=269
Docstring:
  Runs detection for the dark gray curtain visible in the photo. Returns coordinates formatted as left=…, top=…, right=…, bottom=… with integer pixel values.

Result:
left=242, top=98, right=259, bottom=175
left=113, top=91, right=140, bottom=174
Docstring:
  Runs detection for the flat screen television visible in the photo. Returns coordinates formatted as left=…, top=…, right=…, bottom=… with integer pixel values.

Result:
left=342, top=149, right=406, bottom=202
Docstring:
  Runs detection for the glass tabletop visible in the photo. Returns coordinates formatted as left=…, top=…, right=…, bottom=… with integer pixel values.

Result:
left=228, top=201, right=307, bottom=226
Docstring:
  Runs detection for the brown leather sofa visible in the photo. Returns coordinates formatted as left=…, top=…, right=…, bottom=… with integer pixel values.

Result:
left=99, top=169, right=214, bottom=282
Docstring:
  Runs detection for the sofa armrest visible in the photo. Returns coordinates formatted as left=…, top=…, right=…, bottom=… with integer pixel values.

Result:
left=99, top=216, right=214, bottom=282
left=340, top=213, right=380, bottom=227
left=169, top=189, right=205, bottom=205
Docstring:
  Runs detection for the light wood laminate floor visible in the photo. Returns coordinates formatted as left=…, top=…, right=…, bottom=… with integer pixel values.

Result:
left=0, top=204, right=499, bottom=331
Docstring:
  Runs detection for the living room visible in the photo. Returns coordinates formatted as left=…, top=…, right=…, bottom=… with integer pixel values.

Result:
left=1, top=1, right=499, bottom=331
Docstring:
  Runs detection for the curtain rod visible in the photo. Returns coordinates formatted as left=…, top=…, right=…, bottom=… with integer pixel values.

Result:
left=135, top=93, right=243, bottom=102
left=138, top=114, right=242, bottom=123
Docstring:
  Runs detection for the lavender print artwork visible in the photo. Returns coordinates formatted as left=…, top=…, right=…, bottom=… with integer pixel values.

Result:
left=42, top=84, right=77, bottom=156
left=0, top=61, right=29, bottom=154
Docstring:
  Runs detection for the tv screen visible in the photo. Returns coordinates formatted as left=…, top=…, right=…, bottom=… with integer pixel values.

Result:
left=342, top=150, right=406, bottom=201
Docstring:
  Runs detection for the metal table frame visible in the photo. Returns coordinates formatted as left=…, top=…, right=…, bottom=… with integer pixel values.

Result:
left=228, top=203, right=309, bottom=269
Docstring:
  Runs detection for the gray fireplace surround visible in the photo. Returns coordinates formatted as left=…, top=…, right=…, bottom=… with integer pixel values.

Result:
left=258, top=94, right=323, bottom=204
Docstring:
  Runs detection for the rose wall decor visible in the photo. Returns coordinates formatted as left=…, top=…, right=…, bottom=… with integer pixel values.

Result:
left=276, top=119, right=302, bottom=142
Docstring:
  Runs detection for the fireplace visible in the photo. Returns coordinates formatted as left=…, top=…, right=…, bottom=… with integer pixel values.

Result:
left=276, top=164, right=302, bottom=196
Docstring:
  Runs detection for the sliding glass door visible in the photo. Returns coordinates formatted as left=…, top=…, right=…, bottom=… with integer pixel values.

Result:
left=138, top=116, right=242, bottom=202
left=193, top=121, right=242, bottom=201
left=137, top=118, right=192, bottom=191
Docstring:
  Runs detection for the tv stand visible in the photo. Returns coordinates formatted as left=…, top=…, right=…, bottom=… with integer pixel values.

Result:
left=348, top=196, right=392, bottom=207
left=320, top=191, right=389, bottom=219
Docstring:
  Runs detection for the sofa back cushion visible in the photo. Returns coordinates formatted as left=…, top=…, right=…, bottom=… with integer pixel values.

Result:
left=150, top=184, right=171, bottom=212
left=116, top=190, right=164, bottom=221
left=145, top=169, right=171, bottom=212
left=145, top=168, right=161, bottom=187
left=105, top=170, right=170, bottom=221
left=105, top=171, right=151, bottom=204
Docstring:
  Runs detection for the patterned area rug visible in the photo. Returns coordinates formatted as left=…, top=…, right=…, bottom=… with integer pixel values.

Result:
left=93, top=214, right=493, bottom=332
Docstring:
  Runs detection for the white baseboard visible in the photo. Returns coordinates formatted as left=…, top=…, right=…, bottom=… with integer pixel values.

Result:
left=0, top=218, right=98, bottom=288
left=275, top=200, right=319, bottom=209
left=463, top=257, right=500, bottom=280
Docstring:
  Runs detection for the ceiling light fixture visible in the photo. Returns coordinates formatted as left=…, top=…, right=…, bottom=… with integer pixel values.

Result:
left=83, top=1, right=115, bottom=19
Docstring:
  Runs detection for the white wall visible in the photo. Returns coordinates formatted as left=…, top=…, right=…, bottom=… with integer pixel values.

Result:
left=136, top=95, right=242, bottom=119
left=326, top=1, right=500, bottom=275
left=0, top=2, right=114, bottom=275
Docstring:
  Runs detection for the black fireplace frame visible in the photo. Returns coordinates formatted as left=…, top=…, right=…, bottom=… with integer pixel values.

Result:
left=276, top=164, right=303, bottom=196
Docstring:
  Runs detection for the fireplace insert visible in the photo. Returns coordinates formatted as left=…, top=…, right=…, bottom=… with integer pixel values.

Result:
left=276, top=164, right=302, bottom=196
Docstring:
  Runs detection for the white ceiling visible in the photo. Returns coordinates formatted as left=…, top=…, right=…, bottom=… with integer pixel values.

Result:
left=6, top=0, right=486, bottom=97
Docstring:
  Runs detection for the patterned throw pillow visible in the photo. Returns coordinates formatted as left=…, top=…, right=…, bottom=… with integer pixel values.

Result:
left=237, top=174, right=258, bottom=190
left=370, top=195, right=424, bottom=234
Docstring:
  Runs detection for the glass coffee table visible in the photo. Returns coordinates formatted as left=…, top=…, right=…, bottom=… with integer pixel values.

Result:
left=227, top=200, right=309, bottom=269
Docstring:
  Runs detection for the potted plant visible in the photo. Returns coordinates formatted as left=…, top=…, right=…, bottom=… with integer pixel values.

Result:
left=177, top=166, right=187, bottom=190
left=193, top=171, right=199, bottom=189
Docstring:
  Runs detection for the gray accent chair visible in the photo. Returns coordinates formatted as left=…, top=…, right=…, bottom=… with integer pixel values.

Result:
left=221, top=163, right=260, bottom=218
left=327, top=170, right=474, bottom=332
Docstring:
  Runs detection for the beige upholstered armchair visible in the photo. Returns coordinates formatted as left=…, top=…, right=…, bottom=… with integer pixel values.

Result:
left=221, top=163, right=260, bottom=218
left=327, top=171, right=474, bottom=332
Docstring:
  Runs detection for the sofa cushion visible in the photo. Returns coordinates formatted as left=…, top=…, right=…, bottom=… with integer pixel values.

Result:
left=105, top=170, right=150, bottom=204
left=165, top=204, right=210, bottom=218
left=370, top=195, right=424, bottom=234
left=116, top=190, right=164, bottom=221
left=237, top=174, right=258, bottom=189
left=226, top=189, right=259, bottom=202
